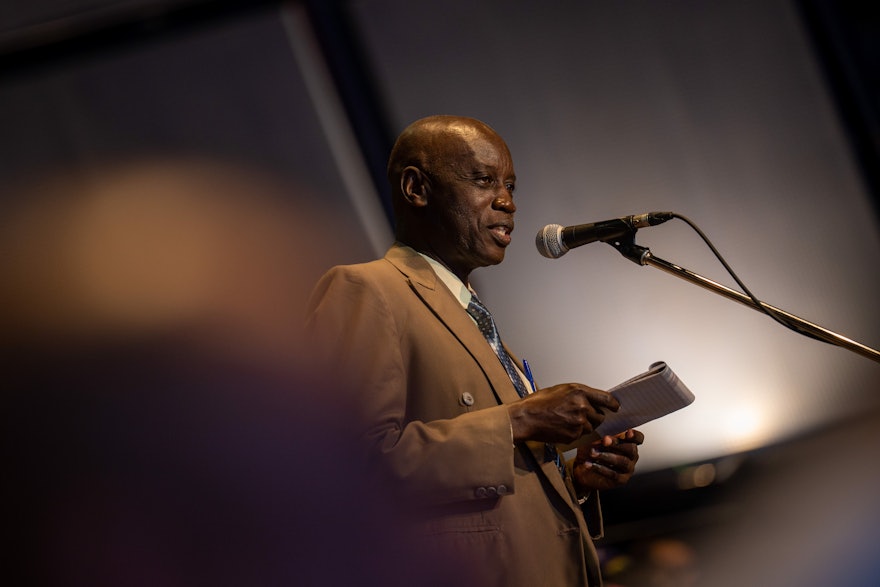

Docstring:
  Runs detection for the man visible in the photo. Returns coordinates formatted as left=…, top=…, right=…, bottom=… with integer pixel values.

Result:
left=306, top=115, right=643, bottom=586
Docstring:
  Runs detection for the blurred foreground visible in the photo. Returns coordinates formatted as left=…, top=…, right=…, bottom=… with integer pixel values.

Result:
left=0, top=160, right=451, bottom=586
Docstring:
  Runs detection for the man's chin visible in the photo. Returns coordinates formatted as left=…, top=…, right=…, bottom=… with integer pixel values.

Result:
left=481, top=249, right=507, bottom=267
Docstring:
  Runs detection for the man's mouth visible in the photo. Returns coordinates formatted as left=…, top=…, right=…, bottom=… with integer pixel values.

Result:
left=489, top=223, right=513, bottom=246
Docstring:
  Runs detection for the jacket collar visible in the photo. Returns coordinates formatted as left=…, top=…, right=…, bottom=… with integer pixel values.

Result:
left=384, top=243, right=523, bottom=406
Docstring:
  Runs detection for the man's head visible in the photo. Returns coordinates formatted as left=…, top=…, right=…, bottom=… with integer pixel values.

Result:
left=387, top=115, right=517, bottom=284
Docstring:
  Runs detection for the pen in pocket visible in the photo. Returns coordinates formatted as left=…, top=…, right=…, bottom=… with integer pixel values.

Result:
left=522, top=359, right=537, bottom=392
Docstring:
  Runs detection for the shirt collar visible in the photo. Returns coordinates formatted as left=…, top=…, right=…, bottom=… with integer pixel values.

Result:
left=411, top=249, right=473, bottom=309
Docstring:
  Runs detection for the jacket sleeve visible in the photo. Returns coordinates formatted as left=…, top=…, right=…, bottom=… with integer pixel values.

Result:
left=305, top=264, right=518, bottom=506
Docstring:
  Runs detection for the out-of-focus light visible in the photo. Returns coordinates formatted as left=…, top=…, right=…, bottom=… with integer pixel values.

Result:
left=677, top=462, right=716, bottom=490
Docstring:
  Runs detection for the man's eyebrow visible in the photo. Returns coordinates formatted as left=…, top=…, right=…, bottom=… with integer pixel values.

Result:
left=466, top=163, right=504, bottom=174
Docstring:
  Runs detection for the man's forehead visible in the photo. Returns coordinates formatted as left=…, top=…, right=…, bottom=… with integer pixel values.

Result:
left=443, top=121, right=499, bottom=145
left=437, top=126, right=512, bottom=168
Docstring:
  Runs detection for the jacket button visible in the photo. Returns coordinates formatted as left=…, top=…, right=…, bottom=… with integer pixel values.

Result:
left=475, top=486, right=488, bottom=498
left=496, top=484, right=509, bottom=495
left=460, top=392, right=475, bottom=406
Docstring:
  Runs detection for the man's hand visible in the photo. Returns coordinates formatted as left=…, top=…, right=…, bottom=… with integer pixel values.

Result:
left=572, top=429, right=643, bottom=492
left=507, top=383, right=619, bottom=444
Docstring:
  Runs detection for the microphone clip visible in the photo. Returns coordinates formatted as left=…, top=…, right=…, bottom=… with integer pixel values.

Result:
left=607, top=232, right=651, bottom=265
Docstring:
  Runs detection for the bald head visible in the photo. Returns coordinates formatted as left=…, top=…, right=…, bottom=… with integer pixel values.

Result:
left=385, top=115, right=517, bottom=283
left=387, top=115, right=502, bottom=187
left=387, top=114, right=511, bottom=227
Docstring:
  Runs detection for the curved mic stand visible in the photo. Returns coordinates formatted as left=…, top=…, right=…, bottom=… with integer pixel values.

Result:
left=608, top=233, right=880, bottom=364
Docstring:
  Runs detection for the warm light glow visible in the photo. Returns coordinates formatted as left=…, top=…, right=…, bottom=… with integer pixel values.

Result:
left=722, top=405, right=763, bottom=448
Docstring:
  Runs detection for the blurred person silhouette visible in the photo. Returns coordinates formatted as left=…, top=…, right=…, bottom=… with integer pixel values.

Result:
left=0, top=160, right=453, bottom=586
left=306, top=115, right=644, bottom=586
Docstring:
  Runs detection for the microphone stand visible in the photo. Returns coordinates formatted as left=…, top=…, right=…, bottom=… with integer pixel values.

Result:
left=608, top=233, right=880, bottom=364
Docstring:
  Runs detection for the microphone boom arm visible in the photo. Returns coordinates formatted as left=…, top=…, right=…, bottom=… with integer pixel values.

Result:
left=609, top=234, right=880, bottom=364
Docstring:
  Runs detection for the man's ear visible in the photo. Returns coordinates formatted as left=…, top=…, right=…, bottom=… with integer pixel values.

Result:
left=401, top=166, right=429, bottom=207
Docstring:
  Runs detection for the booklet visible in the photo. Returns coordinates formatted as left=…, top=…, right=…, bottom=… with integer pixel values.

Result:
left=596, top=361, right=694, bottom=436
left=560, top=361, right=694, bottom=452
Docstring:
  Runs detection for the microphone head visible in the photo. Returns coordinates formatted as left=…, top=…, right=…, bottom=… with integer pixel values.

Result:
left=536, top=224, right=567, bottom=258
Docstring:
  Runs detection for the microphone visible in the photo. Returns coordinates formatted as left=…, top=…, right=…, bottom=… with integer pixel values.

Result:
left=536, top=212, right=673, bottom=258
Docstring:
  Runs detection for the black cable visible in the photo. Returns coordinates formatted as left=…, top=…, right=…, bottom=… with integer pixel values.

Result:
left=670, top=213, right=829, bottom=344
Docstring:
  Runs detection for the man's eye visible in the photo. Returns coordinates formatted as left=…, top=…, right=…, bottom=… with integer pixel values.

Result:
left=506, top=183, right=516, bottom=192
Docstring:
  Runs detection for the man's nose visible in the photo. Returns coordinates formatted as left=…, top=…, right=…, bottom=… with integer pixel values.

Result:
left=493, top=192, right=516, bottom=213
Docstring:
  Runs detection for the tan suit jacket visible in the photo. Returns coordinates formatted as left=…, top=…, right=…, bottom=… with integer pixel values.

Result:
left=306, top=244, right=604, bottom=586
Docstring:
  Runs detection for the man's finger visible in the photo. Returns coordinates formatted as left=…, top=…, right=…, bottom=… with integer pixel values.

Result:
left=581, top=387, right=620, bottom=412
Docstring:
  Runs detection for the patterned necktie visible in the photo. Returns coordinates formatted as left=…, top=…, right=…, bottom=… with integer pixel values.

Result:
left=467, top=294, right=565, bottom=477
left=466, top=295, right=530, bottom=398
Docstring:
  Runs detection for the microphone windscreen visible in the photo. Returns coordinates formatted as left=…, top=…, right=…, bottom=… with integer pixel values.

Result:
left=536, top=224, right=566, bottom=258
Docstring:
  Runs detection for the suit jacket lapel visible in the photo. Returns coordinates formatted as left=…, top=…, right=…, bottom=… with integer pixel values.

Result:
left=384, top=245, right=523, bottom=406
left=384, top=245, right=584, bottom=520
